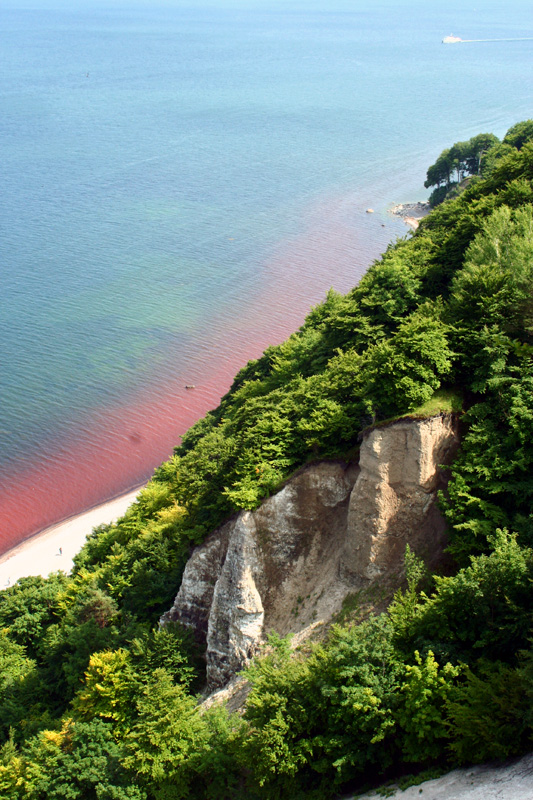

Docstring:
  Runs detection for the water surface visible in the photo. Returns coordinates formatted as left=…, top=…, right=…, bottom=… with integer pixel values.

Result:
left=1, top=0, right=532, bottom=550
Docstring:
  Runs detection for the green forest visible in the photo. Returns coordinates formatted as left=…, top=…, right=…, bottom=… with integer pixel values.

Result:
left=2, top=121, right=533, bottom=799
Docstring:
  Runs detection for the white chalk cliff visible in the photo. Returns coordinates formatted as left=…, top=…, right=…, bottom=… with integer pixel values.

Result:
left=162, top=414, right=459, bottom=688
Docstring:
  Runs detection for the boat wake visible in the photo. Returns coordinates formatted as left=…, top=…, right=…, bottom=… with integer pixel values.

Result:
left=443, top=34, right=533, bottom=44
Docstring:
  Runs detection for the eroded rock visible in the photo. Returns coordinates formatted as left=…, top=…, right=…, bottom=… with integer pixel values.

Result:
left=162, top=415, right=459, bottom=689
left=341, top=415, right=459, bottom=581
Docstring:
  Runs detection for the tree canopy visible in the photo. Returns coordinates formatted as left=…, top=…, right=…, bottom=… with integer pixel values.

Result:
left=422, top=123, right=533, bottom=206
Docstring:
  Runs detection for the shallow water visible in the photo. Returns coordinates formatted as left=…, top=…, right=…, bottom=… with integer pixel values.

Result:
left=1, top=0, right=532, bottom=550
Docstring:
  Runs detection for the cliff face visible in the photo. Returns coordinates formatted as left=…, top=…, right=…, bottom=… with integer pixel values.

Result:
left=341, top=415, right=459, bottom=582
left=162, top=415, right=459, bottom=689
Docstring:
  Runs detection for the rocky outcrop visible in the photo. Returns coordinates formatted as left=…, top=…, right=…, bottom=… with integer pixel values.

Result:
left=341, top=415, right=458, bottom=581
left=163, top=461, right=359, bottom=687
left=162, top=415, right=459, bottom=689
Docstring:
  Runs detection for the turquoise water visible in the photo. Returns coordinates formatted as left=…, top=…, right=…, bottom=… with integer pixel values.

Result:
left=1, top=0, right=532, bottom=548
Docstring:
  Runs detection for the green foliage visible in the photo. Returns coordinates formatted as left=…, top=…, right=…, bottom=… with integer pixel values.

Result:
left=73, top=624, right=200, bottom=736
left=0, top=732, right=25, bottom=799
left=362, top=308, right=452, bottom=417
left=428, top=183, right=454, bottom=208
left=449, top=205, right=533, bottom=341
left=308, top=617, right=401, bottom=781
left=243, top=637, right=314, bottom=794
left=479, top=142, right=515, bottom=177
left=388, top=546, right=428, bottom=642
left=396, top=651, right=460, bottom=763
left=503, top=119, right=533, bottom=150
left=424, top=133, right=500, bottom=204
left=74, top=500, right=195, bottom=624
left=423, top=127, right=533, bottom=208
left=0, top=633, right=47, bottom=745
left=73, top=649, right=140, bottom=734
left=0, top=574, right=110, bottom=739
left=0, top=573, right=68, bottom=657
left=38, top=582, right=122, bottom=708
left=128, top=623, right=200, bottom=688
left=442, top=375, right=533, bottom=559
left=189, top=705, right=246, bottom=800
left=242, top=617, right=404, bottom=795
left=424, top=147, right=454, bottom=191
left=446, top=661, right=529, bottom=764
left=122, top=669, right=208, bottom=800
left=462, top=133, right=500, bottom=174
left=394, top=532, right=533, bottom=664
left=20, top=718, right=144, bottom=800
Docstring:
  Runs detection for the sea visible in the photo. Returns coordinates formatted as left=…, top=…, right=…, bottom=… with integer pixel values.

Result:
left=1, top=0, right=532, bottom=553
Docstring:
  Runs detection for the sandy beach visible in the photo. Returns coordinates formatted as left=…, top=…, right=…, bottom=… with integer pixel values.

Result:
left=0, top=487, right=142, bottom=588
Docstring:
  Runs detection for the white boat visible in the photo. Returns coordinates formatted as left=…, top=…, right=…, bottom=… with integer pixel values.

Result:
left=442, top=34, right=462, bottom=44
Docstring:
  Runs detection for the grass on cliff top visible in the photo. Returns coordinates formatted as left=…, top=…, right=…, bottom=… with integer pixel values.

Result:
left=405, top=388, right=463, bottom=418
left=359, top=388, right=463, bottom=437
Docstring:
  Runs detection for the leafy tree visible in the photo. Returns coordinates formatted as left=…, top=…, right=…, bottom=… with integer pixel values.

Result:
left=388, top=545, right=428, bottom=643
left=442, top=376, right=533, bottom=559
left=73, top=650, right=139, bottom=735
left=243, top=620, right=404, bottom=794
left=395, top=531, right=533, bottom=664
left=0, top=632, right=49, bottom=744
left=424, top=148, right=454, bottom=190
left=448, top=140, right=471, bottom=181
left=242, top=636, right=315, bottom=796
left=128, top=623, right=200, bottom=688
left=34, top=582, right=122, bottom=710
left=449, top=205, right=533, bottom=340
left=446, top=661, right=529, bottom=764
left=503, top=119, right=533, bottom=150
left=479, top=142, right=515, bottom=177
left=424, top=134, right=499, bottom=202
left=21, top=718, right=144, bottom=799
left=0, top=573, right=68, bottom=658
left=0, top=733, right=25, bottom=800
left=463, top=133, right=499, bottom=174
left=188, top=705, right=246, bottom=800
left=362, top=308, right=452, bottom=417
left=74, top=625, right=200, bottom=736
left=307, top=617, right=401, bottom=784
left=396, top=650, right=460, bottom=763
left=122, top=669, right=208, bottom=800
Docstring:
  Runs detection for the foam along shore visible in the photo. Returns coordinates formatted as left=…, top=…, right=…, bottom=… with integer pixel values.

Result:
left=389, top=201, right=431, bottom=230
left=0, top=487, right=143, bottom=588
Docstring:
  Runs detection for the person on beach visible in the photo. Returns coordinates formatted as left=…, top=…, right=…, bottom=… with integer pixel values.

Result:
left=59, top=547, right=62, bottom=556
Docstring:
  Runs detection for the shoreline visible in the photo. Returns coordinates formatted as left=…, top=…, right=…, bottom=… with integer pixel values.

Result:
left=1, top=188, right=399, bottom=571
left=389, top=201, right=431, bottom=230
left=0, top=485, right=144, bottom=588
